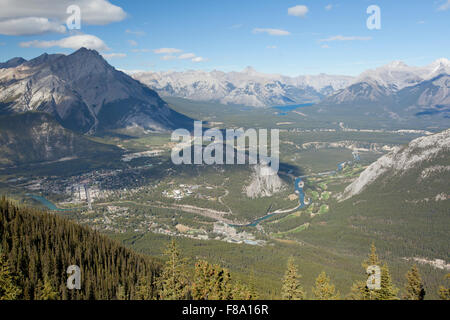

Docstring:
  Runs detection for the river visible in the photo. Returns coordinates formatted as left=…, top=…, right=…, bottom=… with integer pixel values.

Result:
left=237, top=156, right=359, bottom=227
left=27, top=194, right=73, bottom=212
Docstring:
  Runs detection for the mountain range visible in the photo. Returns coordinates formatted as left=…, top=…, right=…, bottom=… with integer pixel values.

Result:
left=0, top=48, right=192, bottom=134
left=131, top=67, right=354, bottom=107
left=322, top=59, right=450, bottom=118
left=131, top=59, right=450, bottom=114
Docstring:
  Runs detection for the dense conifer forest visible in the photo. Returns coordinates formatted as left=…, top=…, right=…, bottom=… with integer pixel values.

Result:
left=0, top=197, right=160, bottom=299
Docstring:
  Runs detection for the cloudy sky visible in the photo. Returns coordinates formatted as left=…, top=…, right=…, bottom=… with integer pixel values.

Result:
left=0, top=0, right=449, bottom=76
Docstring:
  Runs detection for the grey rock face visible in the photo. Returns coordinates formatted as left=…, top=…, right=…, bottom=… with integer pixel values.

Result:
left=0, top=48, right=192, bottom=133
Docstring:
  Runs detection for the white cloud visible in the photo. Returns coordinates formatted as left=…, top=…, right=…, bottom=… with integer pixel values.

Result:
left=20, top=34, right=110, bottom=51
left=253, top=28, right=290, bottom=36
left=267, top=45, right=277, bottom=49
left=125, top=29, right=146, bottom=36
left=192, top=57, right=205, bottom=63
left=0, top=17, right=66, bottom=36
left=102, top=52, right=126, bottom=59
left=160, top=55, right=176, bottom=61
left=0, top=0, right=126, bottom=35
left=128, top=40, right=138, bottom=46
left=153, top=48, right=183, bottom=54
left=325, top=4, right=333, bottom=11
left=0, top=0, right=126, bottom=24
left=153, top=48, right=206, bottom=63
left=321, top=44, right=330, bottom=49
left=319, top=35, right=372, bottom=42
left=178, top=53, right=196, bottom=60
left=438, top=0, right=450, bottom=11
left=288, top=5, right=309, bottom=18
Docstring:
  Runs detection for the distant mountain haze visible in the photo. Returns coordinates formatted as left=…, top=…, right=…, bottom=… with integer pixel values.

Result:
left=131, top=67, right=354, bottom=107
left=324, top=58, right=450, bottom=107
left=130, top=59, right=449, bottom=109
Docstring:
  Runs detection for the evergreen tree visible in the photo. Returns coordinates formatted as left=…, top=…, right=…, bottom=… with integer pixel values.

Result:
left=312, top=271, right=340, bottom=300
left=403, top=265, right=425, bottom=300
left=135, top=276, right=152, bottom=300
left=191, top=260, right=233, bottom=300
left=438, top=274, right=450, bottom=300
left=362, top=243, right=380, bottom=269
left=36, top=277, right=58, bottom=300
left=0, top=253, right=22, bottom=300
left=349, top=243, right=380, bottom=300
left=281, top=257, right=305, bottom=300
left=247, top=268, right=259, bottom=300
left=231, top=281, right=255, bottom=300
left=157, top=240, right=190, bottom=300
left=376, top=264, right=399, bottom=300
left=116, top=284, right=127, bottom=300
left=350, top=243, right=398, bottom=300
left=348, top=281, right=368, bottom=300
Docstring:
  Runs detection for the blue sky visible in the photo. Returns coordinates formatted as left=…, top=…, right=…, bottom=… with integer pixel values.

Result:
left=0, top=0, right=449, bottom=76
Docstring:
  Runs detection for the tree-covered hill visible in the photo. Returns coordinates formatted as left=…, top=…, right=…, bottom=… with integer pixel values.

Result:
left=0, top=197, right=161, bottom=300
left=0, top=198, right=257, bottom=300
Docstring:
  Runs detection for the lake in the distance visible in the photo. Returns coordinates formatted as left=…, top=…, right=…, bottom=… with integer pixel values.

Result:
left=272, top=103, right=315, bottom=113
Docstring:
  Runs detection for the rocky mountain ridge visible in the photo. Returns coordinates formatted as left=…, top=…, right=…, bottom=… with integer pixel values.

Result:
left=0, top=48, right=193, bottom=134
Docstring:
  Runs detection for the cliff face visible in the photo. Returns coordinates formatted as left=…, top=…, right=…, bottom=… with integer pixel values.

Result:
left=341, top=129, right=450, bottom=200
left=245, top=164, right=284, bottom=198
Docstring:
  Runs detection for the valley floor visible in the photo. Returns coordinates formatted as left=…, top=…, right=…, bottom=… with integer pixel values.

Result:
left=1, top=99, right=448, bottom=299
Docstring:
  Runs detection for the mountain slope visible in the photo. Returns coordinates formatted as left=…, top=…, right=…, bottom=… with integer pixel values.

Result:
left=396, top=74, right=450, bottom=117
left=0, top=48, right=193, bottom=133
left=0, top=57, right=27, bottom=69
left=291, top=130, right=450, bottom=276
left=322, top=58, right=450, bottom=112
left=0, top=198, right=161, bottom=300
left=131, top=68, right=354, bottom=107
left=341, top=129, right=450, bottom=200
left=322, top=130, right=450, bottom=263
left=0, top=112, right=121, bottom=166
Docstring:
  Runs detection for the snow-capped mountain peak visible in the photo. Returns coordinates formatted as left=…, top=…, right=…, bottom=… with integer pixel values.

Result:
left=385, top=61, right=409, bottom=69
left=131, top=68, right=355, bottom=107
left=356, top=58, right=450, bottom=91
left=130, top=58, right=448, bottom=108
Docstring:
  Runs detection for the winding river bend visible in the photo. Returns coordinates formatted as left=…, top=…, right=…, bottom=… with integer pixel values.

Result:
left=236, top=155, right=359, bottom=227
left=231, top=177, right=307, bottom=227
